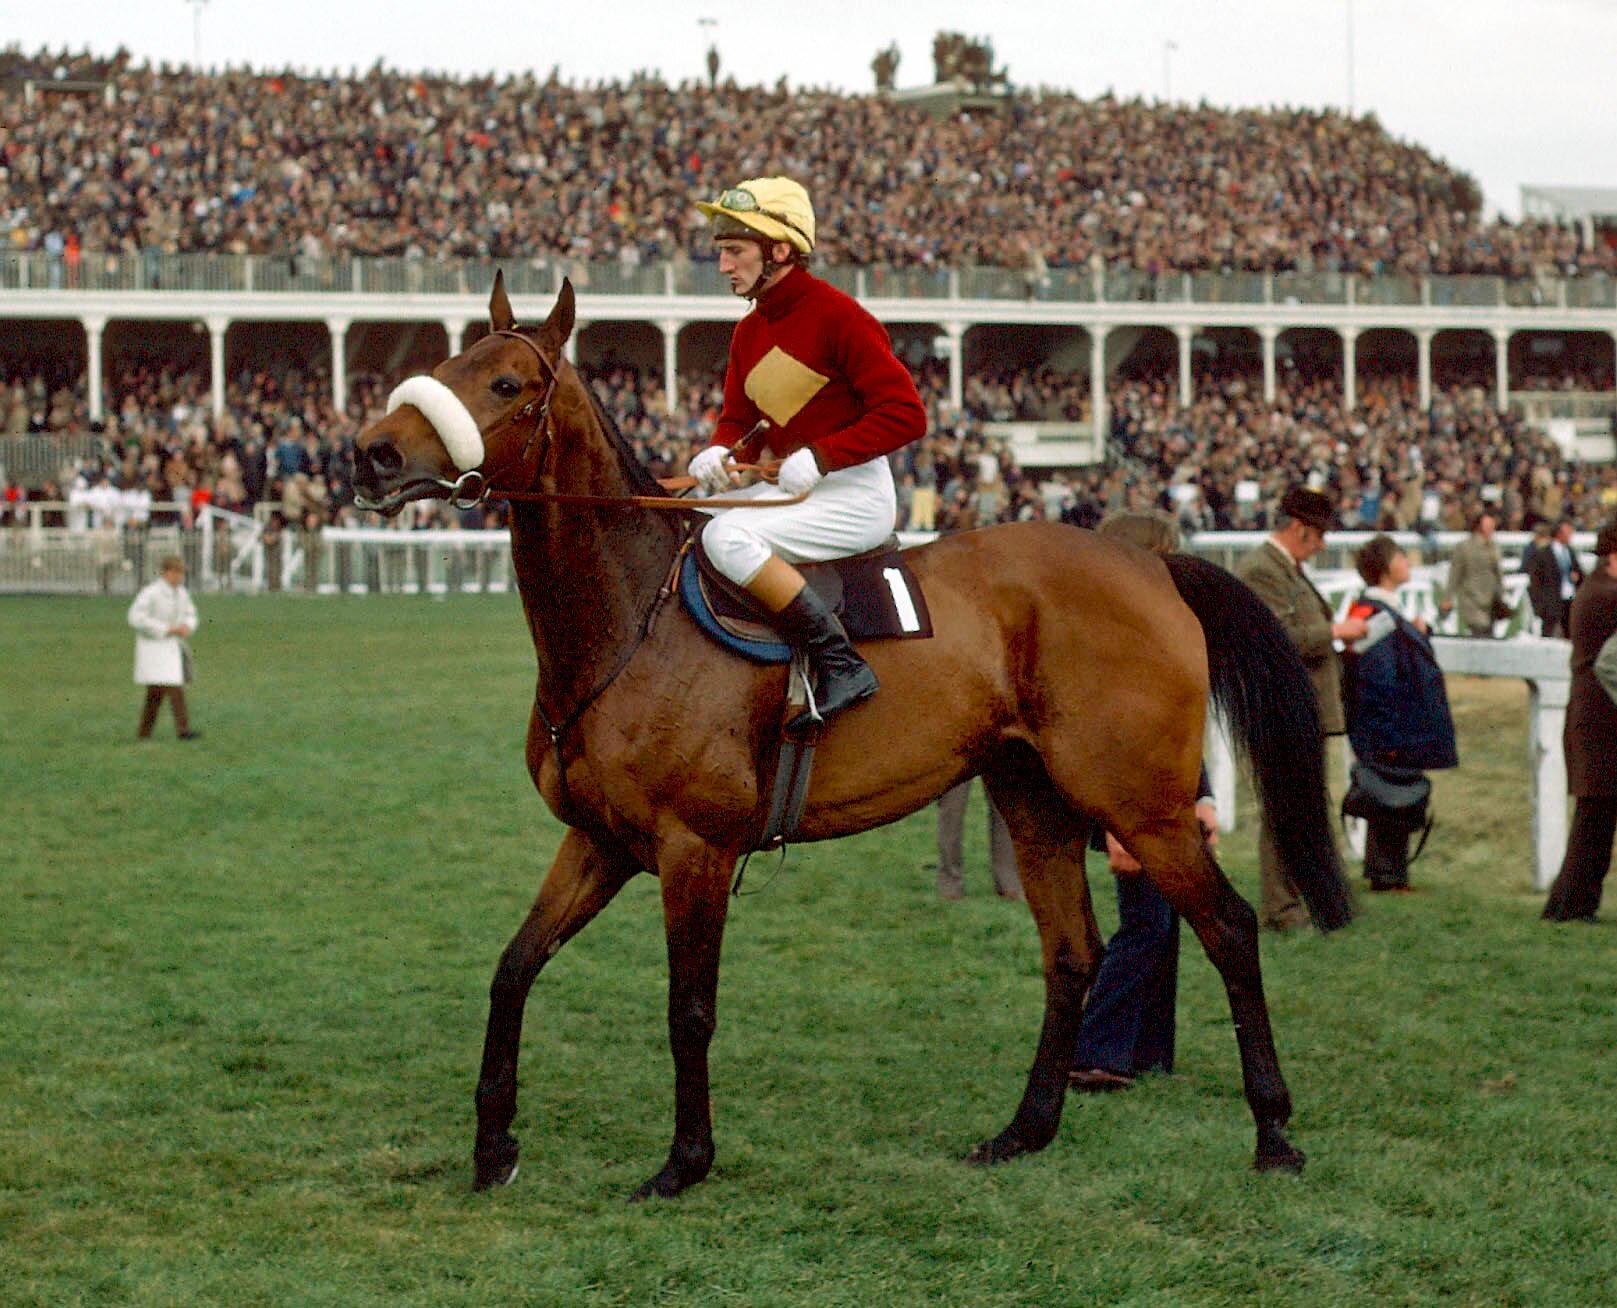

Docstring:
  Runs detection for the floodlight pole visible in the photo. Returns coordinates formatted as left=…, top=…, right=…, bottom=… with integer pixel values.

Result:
left=1345, top=0, right=1356, bottom=115
left=698, top=16, right=717, bottom=83
left=186, top=0, right=211, bottom=70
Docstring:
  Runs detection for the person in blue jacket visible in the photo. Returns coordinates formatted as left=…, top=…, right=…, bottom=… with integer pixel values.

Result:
left=1342, top=535, right=1459, bottom=892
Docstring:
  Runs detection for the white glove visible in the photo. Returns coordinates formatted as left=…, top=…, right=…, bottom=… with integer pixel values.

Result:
left=778, top=447, right=824, bottom=495
left=688, top=445, right=733, bottom=495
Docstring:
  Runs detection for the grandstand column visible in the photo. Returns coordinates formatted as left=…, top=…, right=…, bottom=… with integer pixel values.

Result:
left=1340, top=327, right=1358, bottom=410
left=1175, top=325, right=1194, bottom=407
left=327, top=318, right=350, bottom=415
left=1493, top=328, right=1511, bottom=412
left=1260, top=325, right=1278, bottom=404
left=1089, top=325, right=1110, bottom=449
left=1416, top=329, right=1433, bottom=410
left=206, top=316, right=229, bottom=418
left=659, top=320, right=681, bottom=416
left=83, top=315, right=106, bottom=424
left=942, top=322, right=964, bottom=413
left=443, top=319, right=467, bottom=352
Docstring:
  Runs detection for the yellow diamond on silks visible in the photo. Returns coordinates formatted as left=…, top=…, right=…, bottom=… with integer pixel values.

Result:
left=743, top=346, right=829, bottom=428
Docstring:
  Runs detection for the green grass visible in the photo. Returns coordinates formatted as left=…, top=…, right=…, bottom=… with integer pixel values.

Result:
left=2, top=595, right=1613, bottom=1307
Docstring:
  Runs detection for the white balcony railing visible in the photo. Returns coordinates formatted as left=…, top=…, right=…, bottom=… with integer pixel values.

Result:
left=4, top=250, right=1615, bottom=311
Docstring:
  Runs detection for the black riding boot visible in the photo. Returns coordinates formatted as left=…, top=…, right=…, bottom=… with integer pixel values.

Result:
left=773, top=585, right=879, bottom=732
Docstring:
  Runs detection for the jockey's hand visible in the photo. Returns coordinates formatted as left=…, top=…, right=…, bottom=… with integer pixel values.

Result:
left=689, top=445, right=735, bottom=495
left=778, top=447, right=824, bottom=496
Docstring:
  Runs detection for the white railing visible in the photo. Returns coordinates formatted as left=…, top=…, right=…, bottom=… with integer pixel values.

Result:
left=4, top=249, right=1615, bottom=310
left=298, top=528, right=515, bottom=595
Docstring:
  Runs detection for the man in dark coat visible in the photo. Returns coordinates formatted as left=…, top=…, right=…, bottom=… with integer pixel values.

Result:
left=1526, top=520, right=1585, bottom=639
left=1543, top=522, right=1617, bottom=922
left=1234, top=486, right=1369, bottom=929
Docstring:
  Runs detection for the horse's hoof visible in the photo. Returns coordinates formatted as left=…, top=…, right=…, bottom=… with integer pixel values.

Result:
left=472, top=1133, right=520, bottom=1191
left=964, top=1128, right=1029, bottom=1167
left=628, top=1166, right=693, bottom=1203
left=1253, top=1141, right=1307, bottom=1174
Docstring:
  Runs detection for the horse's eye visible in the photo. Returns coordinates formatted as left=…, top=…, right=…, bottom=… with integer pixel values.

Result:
left=492, top=377, right=522, bottom=399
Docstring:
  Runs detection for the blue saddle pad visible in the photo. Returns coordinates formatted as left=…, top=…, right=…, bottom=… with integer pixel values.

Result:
left=679, top=552, right=793, bottom=663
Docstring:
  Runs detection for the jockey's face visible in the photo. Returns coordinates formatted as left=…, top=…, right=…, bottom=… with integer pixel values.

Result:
left=717, top=238, right=764, bottom=296
left=716, top=237, right=792, bottom=297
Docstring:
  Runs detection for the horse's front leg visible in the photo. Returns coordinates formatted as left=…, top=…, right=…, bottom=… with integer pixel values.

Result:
left=630, top=834, right=734, bottom=1202
left=472, top=827, right=640, bottom=1191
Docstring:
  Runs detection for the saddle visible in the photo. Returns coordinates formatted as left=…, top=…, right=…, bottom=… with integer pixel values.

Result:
left=679, top=536, right=934, bottom=664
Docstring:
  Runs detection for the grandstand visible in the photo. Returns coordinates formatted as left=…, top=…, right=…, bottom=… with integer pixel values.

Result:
left=2, top=48, right=1616, bottom=593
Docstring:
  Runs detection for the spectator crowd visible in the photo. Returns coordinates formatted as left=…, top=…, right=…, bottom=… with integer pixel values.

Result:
left=4, top=45, right=1614, bottom=278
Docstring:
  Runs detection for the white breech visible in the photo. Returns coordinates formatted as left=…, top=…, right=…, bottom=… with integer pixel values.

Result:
left=699, top=456, right=898, bottom=586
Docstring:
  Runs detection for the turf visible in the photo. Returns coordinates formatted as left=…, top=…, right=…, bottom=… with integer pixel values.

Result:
left=1, top=595, right=1612, bottom=1307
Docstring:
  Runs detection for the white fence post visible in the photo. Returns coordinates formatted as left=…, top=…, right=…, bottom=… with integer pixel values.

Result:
left=1428, top=637, right=1570, bottom=891
left=1528, top=678, right=1570, bottom=891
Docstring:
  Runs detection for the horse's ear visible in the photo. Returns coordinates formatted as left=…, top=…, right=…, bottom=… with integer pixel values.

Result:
left=489, top=269, right=515, bottom=333
left=536, top=278, right=576, bottom=356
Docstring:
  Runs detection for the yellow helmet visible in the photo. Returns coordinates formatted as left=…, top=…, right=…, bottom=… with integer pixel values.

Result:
left=696, top=176, right=816, bottom=254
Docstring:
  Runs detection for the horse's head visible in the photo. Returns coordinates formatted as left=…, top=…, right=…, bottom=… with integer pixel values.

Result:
left=354, top=272, right=575, bottom=515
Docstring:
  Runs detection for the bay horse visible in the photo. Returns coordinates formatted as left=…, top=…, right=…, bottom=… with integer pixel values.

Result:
left=352, top=275, right=1353, bottom=1201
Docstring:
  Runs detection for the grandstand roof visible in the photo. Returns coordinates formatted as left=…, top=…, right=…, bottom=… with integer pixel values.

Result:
left=1519, top=185, right=1617, bottom=221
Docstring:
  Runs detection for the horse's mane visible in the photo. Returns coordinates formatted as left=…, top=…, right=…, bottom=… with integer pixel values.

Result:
left=580, top=382, right=668, bottom=498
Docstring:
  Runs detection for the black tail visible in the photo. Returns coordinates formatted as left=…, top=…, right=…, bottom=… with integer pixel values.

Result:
left=1164, top=553, right=1354, bottom=931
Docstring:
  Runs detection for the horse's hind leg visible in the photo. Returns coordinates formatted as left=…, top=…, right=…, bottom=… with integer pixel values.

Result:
left=1127, top=821, right=1306, bottom=1173
left=472, top=828, right=640, bottom=1191
left=968, top=765, right=1100, bottom=1166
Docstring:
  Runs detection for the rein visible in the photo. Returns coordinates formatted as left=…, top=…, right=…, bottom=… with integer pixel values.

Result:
left=435, top=337, right=805, bottom=512
left=478, top=463, right=806, bottom=511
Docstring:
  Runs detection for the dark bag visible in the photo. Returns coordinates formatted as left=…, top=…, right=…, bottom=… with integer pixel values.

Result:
left=1342, top=762, right=1430, bottom=830
left=1342, top=761, right=1436, bottom=864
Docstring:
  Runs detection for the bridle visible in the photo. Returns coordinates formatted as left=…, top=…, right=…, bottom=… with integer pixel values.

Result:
left=433, top=329, right=561, bottom=511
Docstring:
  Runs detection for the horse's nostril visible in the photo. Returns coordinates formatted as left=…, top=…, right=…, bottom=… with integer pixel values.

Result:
left=368, top=441, right=404, bottom=476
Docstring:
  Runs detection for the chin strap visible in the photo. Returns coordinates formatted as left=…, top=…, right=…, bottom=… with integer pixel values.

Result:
left=742, top=258, right=779, bottom=299
left=742, top=249, right=800, bottom=299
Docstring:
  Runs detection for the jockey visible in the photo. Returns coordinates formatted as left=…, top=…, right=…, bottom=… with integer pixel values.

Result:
left=690, top=176, right=927, bottom=729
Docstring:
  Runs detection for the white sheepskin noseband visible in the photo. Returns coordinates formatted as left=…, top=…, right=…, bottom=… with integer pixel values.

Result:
left=386, top=376, right=485, bottom=472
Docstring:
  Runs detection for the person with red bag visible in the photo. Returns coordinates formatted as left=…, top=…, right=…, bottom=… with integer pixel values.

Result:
left=1340, top=536, right=1458, bottom=892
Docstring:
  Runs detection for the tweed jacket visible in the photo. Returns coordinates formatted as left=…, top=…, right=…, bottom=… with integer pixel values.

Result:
left=1235, top=539, right=1344, bottom=735
left=1564, top=568, right=1617, bottom=796
left=1447, top=533, right=1504, bottom=634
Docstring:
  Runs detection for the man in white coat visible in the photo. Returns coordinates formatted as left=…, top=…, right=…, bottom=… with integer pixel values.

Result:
left=128, top=555, right=200, bottom=740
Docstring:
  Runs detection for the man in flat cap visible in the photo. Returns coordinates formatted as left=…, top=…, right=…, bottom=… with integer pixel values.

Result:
left=1235, top=486, right=1369, bottom=930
